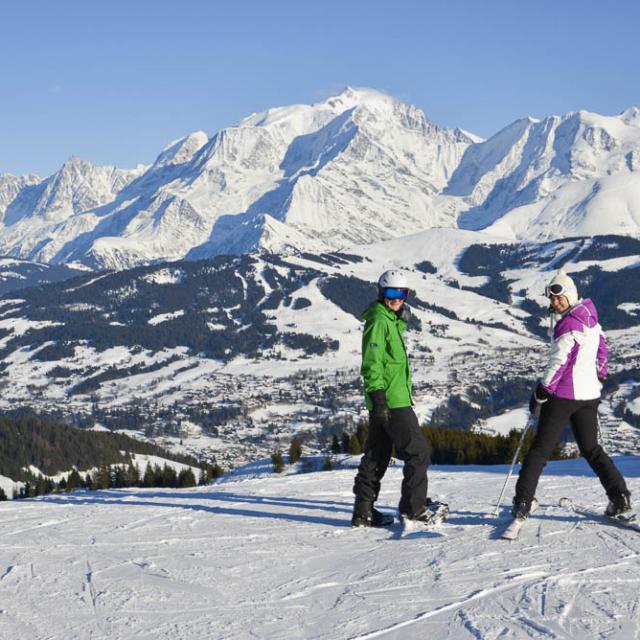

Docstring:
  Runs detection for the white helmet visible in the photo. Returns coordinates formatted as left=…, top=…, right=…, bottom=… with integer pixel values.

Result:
left=378, top=269, right=409, bottom=289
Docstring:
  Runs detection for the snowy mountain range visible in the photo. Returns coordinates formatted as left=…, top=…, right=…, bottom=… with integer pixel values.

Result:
left=449, top=107, right=640, bottom=240
left=2, top=87, right=639, bottom=270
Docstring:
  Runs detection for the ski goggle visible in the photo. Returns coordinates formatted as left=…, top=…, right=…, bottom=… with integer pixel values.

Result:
left=382, top=287, right=409, bottom=300
left=545, top=283, right=566, bottom=297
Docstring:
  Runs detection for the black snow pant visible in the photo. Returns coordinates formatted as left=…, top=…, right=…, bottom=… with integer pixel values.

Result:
left=353, top=406, right=430, bottom=517
left=515, top=397, right=628, bottom=504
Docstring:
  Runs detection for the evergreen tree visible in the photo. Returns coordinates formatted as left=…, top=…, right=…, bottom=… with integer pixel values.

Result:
left=211, top=463, right=224, bottom=479
left=66, top=469, right=83, bottom=493
left=126, top=463, right=140, bottom=486
left=178, top=468, right=197, bottom=488
left=142, top=464, right=155, bottom=488
left=341, top=432, right=351, bottom=453
left=112, top=465, right=127, bottom=488
left=322, top=456, right=333, bottom=471
left=162, top=464, right=178, bottom=488
left=348, top=434, right=362, bottom=455
left=0, top=487, right=7, bottom=501
left=92, top=465, right=110, bottom=490
left=331, top=434, right=341, bottom=454
left=35, top=475, right=47, bottom=496
left=151, top=464, right=164, bottom=487
left=271, top=450, right=285, bottom=473
left=44, top=477, right=55, bottom=495
left=289, top=436, right=303, bottom=465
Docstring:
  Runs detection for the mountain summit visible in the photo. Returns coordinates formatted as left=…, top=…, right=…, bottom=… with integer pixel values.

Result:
left=1, top=90, right=640, bottom=269
left=0, top=89, right=474, bottom=269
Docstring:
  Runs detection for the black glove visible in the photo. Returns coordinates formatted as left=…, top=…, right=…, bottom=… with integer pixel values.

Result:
left=369, top=389, right=390, bottom=427
left=529, top=382, right=552, bottom=416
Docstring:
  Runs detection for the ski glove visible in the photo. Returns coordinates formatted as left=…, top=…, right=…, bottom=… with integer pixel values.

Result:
left=369, top=389, right=390, bottom=428
left=529, top=382, right=552, bottom=416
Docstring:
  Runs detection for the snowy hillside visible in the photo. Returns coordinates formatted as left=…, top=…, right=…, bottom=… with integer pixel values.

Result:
left=0, top=255, right=85, bottom=295
left=450, top=109, right=640, bottom=240
left=0, top=231, right=639, bottom=468
left=0, top=457, right=638, bottom=639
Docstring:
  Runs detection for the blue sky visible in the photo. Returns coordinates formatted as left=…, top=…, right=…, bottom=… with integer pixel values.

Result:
left=1, top=0, right=639, bottom=176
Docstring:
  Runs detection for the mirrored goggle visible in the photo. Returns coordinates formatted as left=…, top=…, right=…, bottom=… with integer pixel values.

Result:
left=383, top=287, right=409, bottom=300
left=545, top=283, right=566, bottom=297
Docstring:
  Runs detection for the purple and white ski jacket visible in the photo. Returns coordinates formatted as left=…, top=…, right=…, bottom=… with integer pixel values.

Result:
left=540, top=298, right=608, bottom=401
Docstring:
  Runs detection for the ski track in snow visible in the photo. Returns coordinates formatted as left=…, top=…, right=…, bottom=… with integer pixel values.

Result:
left=0, top=458, right=639, bottom=639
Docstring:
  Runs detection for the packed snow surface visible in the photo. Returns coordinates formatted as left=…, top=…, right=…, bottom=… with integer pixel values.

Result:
left=1, top=457, right=639, bottom=639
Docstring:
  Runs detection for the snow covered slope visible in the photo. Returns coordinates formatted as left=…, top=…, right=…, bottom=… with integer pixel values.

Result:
left=1, top=230, right=639, bottom=467
left=451, top=109, right=640, bottom=240
left=0, top=255, right=85, bottom=295
left=0, top=457, right=638, bottom=639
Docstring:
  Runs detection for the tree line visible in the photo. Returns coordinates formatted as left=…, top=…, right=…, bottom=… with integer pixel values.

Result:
left=328, top=422, right=570, bottom=465
left=0, top=412, right=200, bottom=481
left=0, top=411, right=224, bottom=500
left=0, top=460, right=223, bottom=501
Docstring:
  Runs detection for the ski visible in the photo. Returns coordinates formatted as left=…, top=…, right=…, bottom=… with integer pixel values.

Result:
left=559, top=497, right=640, bottom=532
left=401, top=500, right=449, bottom=533
left=500, top=498, right=539, bottom=541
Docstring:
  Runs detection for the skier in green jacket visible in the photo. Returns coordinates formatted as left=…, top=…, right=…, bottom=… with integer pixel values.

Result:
left=351, top=270, right=435, bottom=528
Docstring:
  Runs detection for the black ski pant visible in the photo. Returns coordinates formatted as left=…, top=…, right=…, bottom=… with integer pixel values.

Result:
left=515, top=397, right=628, bottom=504
left=353, top=406, right=430, bottom=517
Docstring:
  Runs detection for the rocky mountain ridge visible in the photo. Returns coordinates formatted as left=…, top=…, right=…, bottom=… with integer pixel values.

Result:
left=1, top=88, right=640, bottom=270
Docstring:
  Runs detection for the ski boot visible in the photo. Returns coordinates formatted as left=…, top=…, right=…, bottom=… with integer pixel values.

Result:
left=400, top=498, right=449, bottom=532
left=351, top=497, right=394, bottom=528
left=511, top=497, right=533, bottom=519
left=605, top=490, right=632, bottom=517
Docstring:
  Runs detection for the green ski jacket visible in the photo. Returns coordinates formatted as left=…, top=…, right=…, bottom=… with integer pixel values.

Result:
left=361, top=300, right=413, bottom=409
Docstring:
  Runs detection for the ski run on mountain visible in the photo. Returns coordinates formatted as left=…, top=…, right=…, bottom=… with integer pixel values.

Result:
left=1, top=457, right=639, bottom=639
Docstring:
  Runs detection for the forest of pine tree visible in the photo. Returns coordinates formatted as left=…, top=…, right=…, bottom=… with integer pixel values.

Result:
left=333, top=423, right=572, bottom=466
left=0, top=412, right=223, bottom=500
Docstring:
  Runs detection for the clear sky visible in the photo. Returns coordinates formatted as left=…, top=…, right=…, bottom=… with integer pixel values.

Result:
left=1, top=0, right=639, bottom=177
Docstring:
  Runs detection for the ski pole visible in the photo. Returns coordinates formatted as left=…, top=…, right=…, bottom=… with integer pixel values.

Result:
left=492, top=416, right=534, bottom=516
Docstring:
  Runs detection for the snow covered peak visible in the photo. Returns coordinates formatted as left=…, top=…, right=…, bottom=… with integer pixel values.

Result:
left=621, top=106, right=640, bottom=127
left=153, top=131, right=209, bottom=169
left=323, top=86, right=398, bottom=111
left=235, top=87, right=437, bottom=145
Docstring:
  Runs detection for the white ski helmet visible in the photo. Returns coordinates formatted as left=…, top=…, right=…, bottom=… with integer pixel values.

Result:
left=378, top=270, right=409, bottom=289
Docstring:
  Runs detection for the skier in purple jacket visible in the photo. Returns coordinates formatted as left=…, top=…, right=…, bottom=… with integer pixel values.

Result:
left=512, top=270, right=631, bottom=519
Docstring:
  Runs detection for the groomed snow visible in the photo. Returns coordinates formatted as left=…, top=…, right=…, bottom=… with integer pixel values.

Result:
left=0, top=457, right=638, bottom=639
